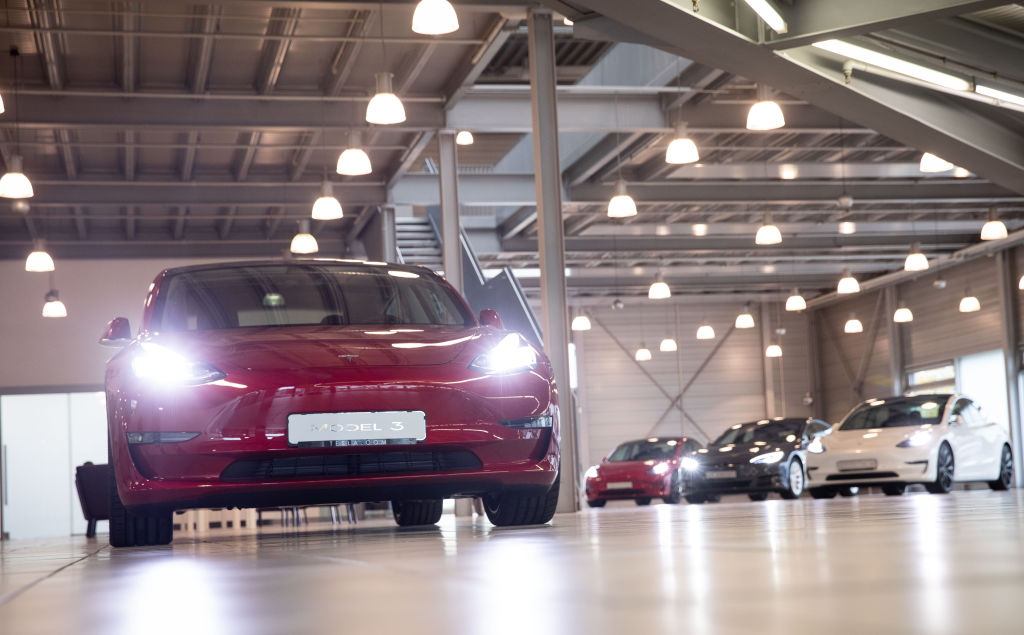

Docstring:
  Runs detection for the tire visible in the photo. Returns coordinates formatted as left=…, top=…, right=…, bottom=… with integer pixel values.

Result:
left=635, top=497, right=652, bottom=506
left=925, top=443, right=955, bottom=494
left=989, top=445, right=1013, bottom=490
left=685, top=494, right=706, bottom=504
left=483, top=474, right=559, bottom=527
left=704, top=494, right=722, bottom=503
left=586, top=499, right=606, bottom=508
left=748, top=492, right=768, bottom=501
left=663, top=473, right=683, bottom=504
left=779, top=458, right=805, bottom=500
left=882, top=484, right=907, bottom=496
left=838, top=486, right=860, bottom=497
left=108, top=444, right=172, bottom=548
left=391, top=499, right=443, bottom=526
left=809, top=487, right=837, bottom=499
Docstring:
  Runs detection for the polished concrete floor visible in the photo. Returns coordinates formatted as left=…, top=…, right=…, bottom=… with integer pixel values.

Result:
left=2, top=491, right=1023, bottom=634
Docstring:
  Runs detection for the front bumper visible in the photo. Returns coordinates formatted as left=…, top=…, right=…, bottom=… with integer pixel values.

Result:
left=682, top=461, right=788, bottom=494
left=585, top=474, right=671, bottom=500
left=806, top=446, right=934, bottom=487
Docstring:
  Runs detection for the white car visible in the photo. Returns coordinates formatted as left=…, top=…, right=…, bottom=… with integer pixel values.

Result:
left=806, top=394, right=1014, bottom=497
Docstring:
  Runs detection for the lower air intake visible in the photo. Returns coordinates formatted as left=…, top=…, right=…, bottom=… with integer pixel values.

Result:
left=221, top=450, right=482, bottom=482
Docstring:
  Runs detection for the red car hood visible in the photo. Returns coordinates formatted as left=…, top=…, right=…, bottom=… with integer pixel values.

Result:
left=152, top=325, right=485, bottom=370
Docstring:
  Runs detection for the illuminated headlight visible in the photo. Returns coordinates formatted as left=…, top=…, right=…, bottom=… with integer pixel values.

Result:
left=132, top=342, right=226, bottom=385
left=680, top=457, right=699, bottom=471
left=807, top=437, right=825, bottom=454
left=469, top=333, right=538, bottom=375
left=650, top=462, right=671, bottom=476
left=585, top=465, right=599, bottom=479
left=897, top=430, right=932, bottom=448
left=750, top=450, right=785, bottom=464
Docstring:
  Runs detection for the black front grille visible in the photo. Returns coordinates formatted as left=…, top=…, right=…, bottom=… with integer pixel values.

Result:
left=826, top=471, right=899, bottom=481
left=221, top=450, right=482, bottom=482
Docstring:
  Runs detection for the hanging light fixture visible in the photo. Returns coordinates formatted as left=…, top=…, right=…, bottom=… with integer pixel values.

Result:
left=607, top=179, right=638, bottom=218
left=648, top=273, right=671, bottom=300
left=785, top=289, right=806, bottom=312
left=411, top=0, right=459, bottom=35
left=692, top=223, right=708, bottom=237
left=455, top=130, right=474, bottom=146
left=563, top=17, right=574, bottom=26
left=755, top=215, right=782, bottom=245
left=0, top=48, right=32, bottom=199
left=893, top=306, right=914, bottom=323
left=336, top=131, right=372, bottom=176
left=844, top=314, right=864, bottom=334
left=25, top=240, right=55, bottom=272
left=919, top=152, right=954, bottom=173
left=42, top=289, right=67, bottom=318
left=635, top=346, right=652, bottom=362
left=696, top=323, right=715, bottom=340
left=571, top=315, right=592, bottom=331
left=837, top=269, right=860, bottom=294
left=735, top=306, right=755, bottom=329
left=904, top=244, right=929, bottom=272
left=838, top=219, right=857, bottom=235
left=959, top=293, right=981, bottom=313
left=765, top=344, right=782, bottom=358
left=953, top=166, right=970, bottom=178
left=311, top=182, right=344, bottom=220
left=665, top=124, right=699, bottom=164
left=366, top=72, right=406, bottom=125
left=659, top=338, right=678, bottom=352
left=1018, top=274, right=1024, bottom=291
left=746, top=85, right=785, bottom=131
left=290, top=219, right=319, bottom=254
left=980, top=209, right=1008, bottom=241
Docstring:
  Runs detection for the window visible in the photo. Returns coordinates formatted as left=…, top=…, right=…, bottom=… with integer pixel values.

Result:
left=906, top=362, right=956, bottom=395
left=841, top=396, right=946, bottom=430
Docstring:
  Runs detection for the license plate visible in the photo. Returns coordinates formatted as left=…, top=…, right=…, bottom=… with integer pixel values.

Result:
left=706, top=470, right=737, bottom=479
left=287, top=411, right=426, bottom=445
left=606, top=482, right=632, bottom=490
left=837, top=459, right=877, bottom=472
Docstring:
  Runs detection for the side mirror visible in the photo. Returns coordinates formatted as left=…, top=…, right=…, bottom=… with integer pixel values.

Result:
left=815, top=424, right=834, bottom=438
left=479, top=309, right=503, bottom=329
left=950, top=414, right=965, bottom=427
left=99, top=317, right=132, bottom=347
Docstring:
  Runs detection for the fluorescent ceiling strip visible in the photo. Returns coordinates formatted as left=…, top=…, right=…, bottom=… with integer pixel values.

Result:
left=744, top=0, right=787, bottom=34
left=812, top=39, right=971, bottom=92
left=975, top=84, right=1024, bottom=107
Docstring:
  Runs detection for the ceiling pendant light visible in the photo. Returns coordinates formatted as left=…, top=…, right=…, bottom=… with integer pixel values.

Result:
left=1018, top=274, right=1024, bottom=291
left=980, top=210, right=1008, bottom=241
left=0, top=92, right=4, bottom=114
left=952, top=166, right=970, bottom=178
left=455, top=130, right=474, bottom=146
left=696, top=323, right=715, bottom=340
left=366, top=72, right=406, bottom=125
left=0, top=155, right=33, bottom=199
left=746, top=85, right=785, bottom=131
left=755, top=215, right=782, bottom=245
left=665, top=124, right=699, bottom=164
left=42, top=289, right=67, bottom=318
left=563, top=17, right=574, bottom=26
left=290, top=219, right=319, bottom=254
left=336, top=131, right=372, bottom=176
left=959, top=293, right=981, bottom=313
left=785, top=289, right=806, bottom=312
left=837, top=269, right=860, bottom=294
left=648, top=273, right=671, bottom=300
left=838, top=219, right=857, bottom=235
left=904, top=244, right=929, bottom=272
left=692, top=222, right=708, bottom=237
left=893, top=306, right=914, bottom=323
left=607, top=179, right=638, bottom=218
left=571, top=315, right=592, bottom=331
left=735, top=306, right=755, bottom=329
left=659, top=338, right=678, bottom=352
left=919, top=152, right=954, bottom=173
left=635, top=346, right=652, bottom=362
left=411, top=0, right=459, bottom=35
left=765, top=344, right=782, bottom=358
left=25, top=240, right=55, bottom=272
left=844, top=314, right=864, bottom=334
left=311, top=182, right=344, bottom=220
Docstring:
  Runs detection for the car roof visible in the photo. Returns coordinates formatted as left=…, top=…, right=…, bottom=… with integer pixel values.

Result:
left=859, top=394, right=955, bottom=405
left=159, top=258, right=432, bottom=278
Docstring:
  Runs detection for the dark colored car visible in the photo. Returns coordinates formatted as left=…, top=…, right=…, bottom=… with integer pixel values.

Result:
left=101, top=260, right=560, bottom=547
left=584, top=437, right=702, bottom=507
left=681, top=417, right=832, bottom=502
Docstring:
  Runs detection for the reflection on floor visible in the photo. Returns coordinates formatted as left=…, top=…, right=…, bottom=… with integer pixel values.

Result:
left=2, top=491, right=1023, bottom=634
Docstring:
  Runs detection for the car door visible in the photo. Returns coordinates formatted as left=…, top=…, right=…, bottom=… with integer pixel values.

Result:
left=964, top=403, right=1003, bottom=479
left=946, top=398, right=984, bottom=480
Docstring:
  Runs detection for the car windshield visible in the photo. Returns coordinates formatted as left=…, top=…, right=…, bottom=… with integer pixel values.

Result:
left=713, top=420, right=804, bottom=445
left=155, top=263, right=474, bottom=331
left=607, top=439, right=679, bottom=462
left=840, top=396, right=946, bottom=430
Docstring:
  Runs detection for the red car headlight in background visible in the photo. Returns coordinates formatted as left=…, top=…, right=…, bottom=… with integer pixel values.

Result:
left=469, top=333, right=538, bottom=375
left=649, top=462, right=671, bottom=475
left=131, top=342, right=226, bottom=386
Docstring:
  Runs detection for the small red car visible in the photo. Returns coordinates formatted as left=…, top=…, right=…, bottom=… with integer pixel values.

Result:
left=101, top=260, right=560, bottom=546
left=584, top=437, right=702, bottom=507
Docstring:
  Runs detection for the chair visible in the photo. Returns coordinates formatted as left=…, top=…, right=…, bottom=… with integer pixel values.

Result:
left=75, top=462, right=111, bottom=538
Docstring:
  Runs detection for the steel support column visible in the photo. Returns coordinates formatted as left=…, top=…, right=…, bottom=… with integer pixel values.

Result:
left=885, top=286, right=907, bottom=396
left=437, top=129, right=463, bottom=293
left=759, top=303, right=777, bottom=418
left=996, top=250, right=1023, bottom=487
left=806, top=310, right=827, bottom=420
left=380, top=205, right=397, bottom=263
left=528, top=8, right=579, bottom=513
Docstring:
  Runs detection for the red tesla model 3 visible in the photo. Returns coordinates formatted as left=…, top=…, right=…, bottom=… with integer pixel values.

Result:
left=101, top=260, right=560, bottom=546
left=584, top=437, right=702, bottom=506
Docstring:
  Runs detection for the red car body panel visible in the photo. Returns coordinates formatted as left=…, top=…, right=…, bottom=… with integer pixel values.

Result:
left=105, top=260, right=559, bottom=511
left=585, top=438, right=695, bottom=502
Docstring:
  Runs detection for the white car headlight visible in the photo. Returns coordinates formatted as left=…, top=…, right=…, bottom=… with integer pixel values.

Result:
left=585, top=465, right=599, bottom=479
left=897, top=430, right=932, bottom=448
left=680, top=457, right=699, bottom=471
left=650, top=462, right=671, bottom=475
left=132, top=342, right=226, bottom=385
left=750, top=450, right=785, bottom=465
left=469, top=333, right=538, bottom=375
